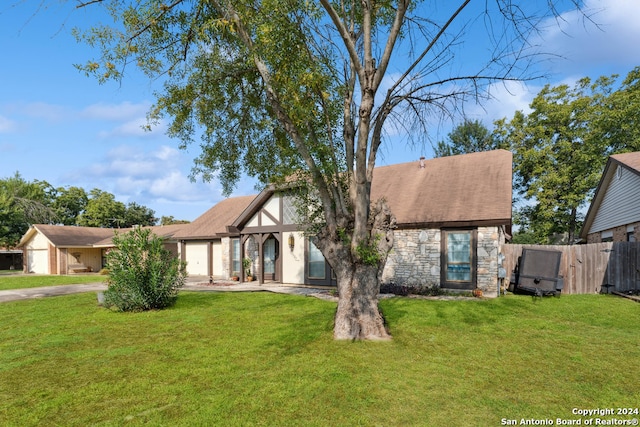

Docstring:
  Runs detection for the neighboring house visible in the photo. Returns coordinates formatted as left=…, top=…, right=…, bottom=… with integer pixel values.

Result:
left=179, top=149, right=512, bottom=296
left=0, top=247, right=23, bottom=270
left=581, top=152, right=640, bottom=243
left=18, top=224, right=183, bottom=274
left=172, top=196, right=256, bottom=278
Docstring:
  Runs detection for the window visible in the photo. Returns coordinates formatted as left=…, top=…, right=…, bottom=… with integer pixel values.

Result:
left=282, top=195, right=298, bottom=225
left=308, top=240, right=325, bottom=279
left=441, top=229, right=477, bottom=289
left=627, top=226, right=636, bottom=242
left=601, top=231, right=613, bottom=243
left=231, top=238, right=241, bottom=276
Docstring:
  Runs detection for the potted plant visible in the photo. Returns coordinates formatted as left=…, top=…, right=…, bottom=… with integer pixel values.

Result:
left=243, top=258, right=253, bottom=281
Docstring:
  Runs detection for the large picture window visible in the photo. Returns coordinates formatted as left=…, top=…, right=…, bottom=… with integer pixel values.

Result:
left=441, top=229, right=477, bottom=289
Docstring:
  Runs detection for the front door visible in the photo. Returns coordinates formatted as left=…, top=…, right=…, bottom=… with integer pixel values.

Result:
left=263, top=236, right=279, bottom=281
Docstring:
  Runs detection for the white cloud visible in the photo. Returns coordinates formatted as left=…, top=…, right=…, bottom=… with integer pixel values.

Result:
left=97, top=117, right=152, bottom=138
left=21, top=102, right=70, bottom=122
left=90, top=145, right=170, bottom=179
left=464, top=0, right=640, bottom=124
left=465, top=80, right=538, bottom=123
left=81, top=144, right=219, bottom=204
left=536, top=0, right=640, bottom=75
left=81, top=101, right=151, bottom=121
left=81, top=101, right=166, bottom=139
left=149, top=171, right=212, bottom=202
left=0, top=115, right=16, bottom=133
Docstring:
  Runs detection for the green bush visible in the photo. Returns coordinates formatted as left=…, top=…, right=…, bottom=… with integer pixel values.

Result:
left=104, top=228, right=187, bottom=311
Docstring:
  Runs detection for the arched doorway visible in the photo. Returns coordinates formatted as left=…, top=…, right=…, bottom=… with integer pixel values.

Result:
left=262, top=235, right=280, bottom=282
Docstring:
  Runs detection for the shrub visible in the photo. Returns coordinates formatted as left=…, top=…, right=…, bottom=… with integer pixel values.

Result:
left=379, top=283, right=444, bottom=296
left=104, top=228, right=187, bottom=311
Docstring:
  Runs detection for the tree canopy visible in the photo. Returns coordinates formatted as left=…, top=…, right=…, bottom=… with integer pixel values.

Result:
left=0, top=174, right=158, bottom=247
left=0, top=173, right=56, bottom=248
left=433, top=119, right=501, bottom=157
left=495, top=67, right=640, bottom=244
left=74, top=0, right=583, bottom=339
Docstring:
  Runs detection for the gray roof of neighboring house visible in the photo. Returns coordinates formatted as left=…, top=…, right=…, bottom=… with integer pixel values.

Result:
left=172, top=195, right=257, bottom=240
left=371, top=149, right=513, bottom=227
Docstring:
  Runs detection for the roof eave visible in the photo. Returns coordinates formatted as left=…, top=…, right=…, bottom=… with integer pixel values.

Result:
left=396, top=218, right=512, bottom=230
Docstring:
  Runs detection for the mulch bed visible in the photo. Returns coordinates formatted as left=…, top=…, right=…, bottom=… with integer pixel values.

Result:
left=194, top=280, right=244, bottom=287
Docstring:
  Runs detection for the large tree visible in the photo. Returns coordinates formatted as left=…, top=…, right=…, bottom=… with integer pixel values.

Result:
left=0, top=173, right=57, bottom=248
left=122, top=202, right=158, bottom=227
left=495, top=68, right=640, bottom=244
left=75, top=0, right=580, bottom=340
left=433, top=119, right=500, bottom=157
left=77, top=189, right=128, bottom=228
left=53, top=186, right=89, bottom=226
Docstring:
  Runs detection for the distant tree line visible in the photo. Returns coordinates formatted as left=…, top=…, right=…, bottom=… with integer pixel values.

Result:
left=0, top=174, right=188, bottom=247
left=434, top=67, right=640, bottom=244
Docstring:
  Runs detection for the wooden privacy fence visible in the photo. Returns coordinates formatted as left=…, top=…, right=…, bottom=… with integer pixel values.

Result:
left=500, top=243, right=640, bottom=294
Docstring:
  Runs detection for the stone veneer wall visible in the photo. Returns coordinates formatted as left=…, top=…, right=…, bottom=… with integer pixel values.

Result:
left=381, top=226, right=504, bottom=297
left=221, top=237, right=231, bottom=279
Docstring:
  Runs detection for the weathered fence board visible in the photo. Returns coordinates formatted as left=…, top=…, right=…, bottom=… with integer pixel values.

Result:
left=501, top=243, right=640, bottom=294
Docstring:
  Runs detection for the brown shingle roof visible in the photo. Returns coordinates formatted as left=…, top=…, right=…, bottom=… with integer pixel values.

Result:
left=611, top=151, right=640, bottom=174
left=92, top=224, right=187, bottom=246
left=172, top=195, right=256, bottom=239
left=24, top=223, right=188, bottom=248
left=30, top=225, right=116, bottom=247
left=371, top=149, right=512, bottom=227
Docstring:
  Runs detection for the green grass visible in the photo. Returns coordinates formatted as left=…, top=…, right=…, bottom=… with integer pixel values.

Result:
left=0, top=274, right=106, bottom=290
left=0, top=292, right=638, bottom=426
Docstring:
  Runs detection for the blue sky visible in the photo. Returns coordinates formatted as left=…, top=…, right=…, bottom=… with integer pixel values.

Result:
left=1, top=0, right=639, bottom=222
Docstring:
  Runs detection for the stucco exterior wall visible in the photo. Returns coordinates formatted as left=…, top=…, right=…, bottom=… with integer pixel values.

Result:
left=282, top=231, right=305, bottom=284
left=24, top=231, right=50, bottom=250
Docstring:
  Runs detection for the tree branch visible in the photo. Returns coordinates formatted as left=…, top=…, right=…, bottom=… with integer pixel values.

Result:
left=319, top=0, right=364, bottom=83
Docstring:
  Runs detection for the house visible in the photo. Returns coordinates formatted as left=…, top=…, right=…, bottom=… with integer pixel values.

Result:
left=174, top=149, right=513, bottom=296
left=581, top=152, right=640, bottom=243
left=18, top=224, right=183, bottom=274
left=18, top=149, right=513, bottom=297
left=172, top=196, right=256, bottom=278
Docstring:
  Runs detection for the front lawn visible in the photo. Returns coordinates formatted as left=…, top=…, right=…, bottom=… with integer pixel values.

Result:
left=0, top=293, right=638, bottom=426
left=0, top=274, right=107, bottom=291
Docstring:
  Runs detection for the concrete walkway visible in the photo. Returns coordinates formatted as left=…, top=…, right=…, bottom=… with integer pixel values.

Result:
left=0, top=277, right=338, bottom=304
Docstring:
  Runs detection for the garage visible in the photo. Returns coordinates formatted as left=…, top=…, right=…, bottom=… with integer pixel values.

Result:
left=27, top=249, right=48, bottom=274
left=185, top=242, right=208, bottom=276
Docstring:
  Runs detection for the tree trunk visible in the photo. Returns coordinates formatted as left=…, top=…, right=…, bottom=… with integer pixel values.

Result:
left=333, top=262, right=391, bottom=340
left=317, top=198, right=396, bottom=341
